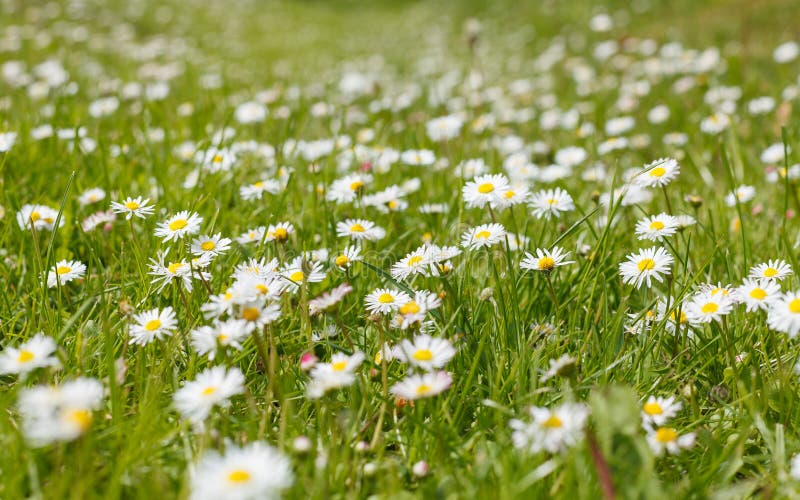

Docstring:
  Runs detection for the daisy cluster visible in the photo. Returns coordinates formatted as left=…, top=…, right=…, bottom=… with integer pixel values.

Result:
left=3, top=0, right=800, bottom=497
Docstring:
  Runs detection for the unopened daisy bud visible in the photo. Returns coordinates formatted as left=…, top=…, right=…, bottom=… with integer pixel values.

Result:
left=300, top=352, right=318, bottom=371
left=479, top=287, right=494, bottom=301
left=590, top=190, right=601, bottom=203
left=363, top=462, right=378, bottom=476
left=684, top=194, right=703, bottom=208
left=680, top=383, right=696, bottom=398
left=118, top=300, right=134, bottom=315
left=369, top=367, right=379, bottom=379
left=355, top=441, right=370, bottom=453
left=412, top=460, right=430, bottom=477
left=709, top=384, right=730, bottom=404
left=293, top=435, right=312, bottom=454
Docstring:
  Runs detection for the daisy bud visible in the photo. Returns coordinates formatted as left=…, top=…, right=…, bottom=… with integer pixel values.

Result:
left=355, top=441, right=370, bottom=453
left=293, top=435, right=312, bottom=454
left=300, top=352, right=318, bottom=371
left=479, top=287, right=494, bottom=301
left=590, top=190, right=601, bottom=202
left=412, top=460, right=430, bottom=478
left=787, top=209, right=796, bottom=219
left=118, top=300, right=134, bottom=315
left=369, top=367, right=379, bottom=379
left=360, top=162, right=372, bottom=172
left=363, top=462, right=378, bottom=476
left=709, top=384, right=730, bottom=404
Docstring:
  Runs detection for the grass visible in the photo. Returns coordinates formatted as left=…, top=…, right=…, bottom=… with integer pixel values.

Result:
left=1, top=0, right=800, bottom=498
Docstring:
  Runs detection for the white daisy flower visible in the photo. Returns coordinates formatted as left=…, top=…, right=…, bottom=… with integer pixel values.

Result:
left=336, top=219, right=385, bottom=241
left=130, top=307, right=178, bottom=345
left=646, top=427, right=695, bottom=456
left=0, top=333, right=61, bottom=375
left=509, top=403, right=590, bottom=454
left=78, top=188, right=106, bottom=206
left=634, top=213, right=679, bottom=241
left=641, top=396, right=682, bottom=427
left=684, top=291, right=734, bottom=323
left=190, top=233, right=232, bottom=257
left=529, top=187, right=575, bottom=219
left=392, top=334, right=456, bottom=371
left=173, top=366, right=245, bottom=424
left=724, top=185, right=756, bottom=206
left=46, top=259, right=86, bottom=288
left=749, top=259, right=793, bottom=281
left=520, top=246, right=574, bottom=273
left=767, top=291, right=800, bottom=337
left=391, top=371, right=452, bottom=400
left=332, top=245, right=362, bottom=270
left=306, top=351, right=365, bottom=399
left=618, top=247, right=674, bottom=289
left=461, top=223, right=506, bottom=250
left=462, top=174, right=510, bottom=209
left=735, top=279, right=781, bottom=312
left=154, top=211, right=203, bottom=242
left=391, top=245, right=433, bottom=280
left=110, top=196, right=155, bottom=220
left=365, top=288, right=411, bottom=315
left=634, top=157, right=680, bottom=188
left=190, top=443, right=293, bottom=500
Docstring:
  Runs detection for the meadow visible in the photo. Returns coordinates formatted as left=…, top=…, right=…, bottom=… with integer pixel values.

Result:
left=1, top=0, right=800, bottom=497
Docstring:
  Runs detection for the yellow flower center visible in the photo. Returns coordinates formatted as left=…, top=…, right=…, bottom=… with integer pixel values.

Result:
left=271, top=227, right=288, bottom=241
left=167, top=262, right=184, bottom=274
left=415, top=384, right=432, bottom=395
left=17, top=350, right=35, bottom=363
left=378, top=293, right=394, bottom=304
left=541, top=415, right=563, bottom=429
left=413, top=349, right=433, bottom=361
left=350, top=223, right=365, bottom=232
left=227, top=470, right=251, bottom=483
left=125, top=201, right=140, bottom=210
left=701, top=302, right=719, bottom=314
left=749, top=288, right=767, bottom=300
left=475, top=230, right=491, bottom=240
left=202, top=386, right=217, bottom=396
left=145, top=319, right=162, bottom=331
left=253, top=181, right=264, bottom=189
left=290, top=271, right=304, bottom=282
left=649, top=166, right=666, bottom=177
left=350, top=180, right=365, bottom=191
left=30, top=211, right=41, bottom=221
left=649, top=221, right=665, bottom=231
left=335, top=255, right=349, bottom=266
left=212, top=154, right=223, bottom=163
left=789, top=299, right=800, bottom=314
left=387, top=200, right=399, bottom=210
left=169, top=219, right=188, bottom=231
left=546, top=198, right=557, bottom=205
left=407, top=255, right=424, bottom=266
left=643, top=402, right=663, bottom=415
left=764, top=267, right=778, bottom=278
left=399, top=301, right=420, bottom=315
left=332, top=361, right=348, bottom=371
left=56, top=266, right=71, bottom=275
left=637, top=258, right=656, bottom=271
left=655, top=427, right=678, bottom=443
left=505, top=190, right=515, bottom=199
left=255, top=284, right=269, bottom=295
left=200, top=240, right=216, bottom=251
left=66, top=409, right=93, bottom=430
left=477, top=183, right=494, bottom=194
left=538, top=256, right=555, bottom=271
left=242, top=307, right=260, bottom=321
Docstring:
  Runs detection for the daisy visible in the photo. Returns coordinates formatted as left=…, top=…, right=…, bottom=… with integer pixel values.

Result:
left=365, top=288, right=411, bottom=315
left=46, top=259, right=86, bottom=288
left=130, top=307, right=178, bottom=345
left=148, top=252, right=210, bottom=293
left=0, top=333, right=61, bottom=376
left=492, top=184, right=530, bottom=210
left=230, top=274, right=285, bottom=302
left=529, top=187, right=575, bottom=219
left=391, top=245, right=432, bottom=280
left=749, top=259, right=793, bottom=281
left=392, top=290, right=442, bottom=329
left=16, top=204, right=63, bottom=231
left=326, top=173, right=372, bottom=204
left=281, top=256, right=326, bottom=291
left=400, top=149, right=435, bottom=166
left=634, top=157, right=680, bottom=188
left=462, top=174, right=510, bottom=209
left=238, top=301, right=282, bottom=327
left=362, top=185, right=409, bottom=213
left=767, top=291, right=800, bottom=337
left=236, top=226, right=266, bottom=245
left=306, top=351, right=365, bottom=398
left=646, top=427, right=695, bottom=456
left=641, top=396, right=682, bottom=427
left=154, top=211, right=203, bottom=242
left=634, top=213, right=679, bottom=241
left=684, top=291, right=734, bottom=323
left=426, top=115, right=463, bottom=141
left=190, top=443, right=293, bottom=500
left=509, top=403, right=590, bottom=454
left=78, top=188, right=106, bottom=206
left=392, top=334, right=456, bottom=370
left=110, top=196, right=155, bottom=220
left=336, top=219, right=385, bottom=241
left=265, top=222, right=294, bottom=243
left=309, top=283, right=353, bottom=315
left=391, top=371, right=452, bottom=400
left=239, top=179, right=282, bottom=201
left=333, top=245, right=362, bottom=270
left=520, top=246, right=574, bottom=273
left=735, top=279, right=781, bottom=312
left=700, top=113, right=730, bottom=135
left=190, top=319, right=252, bottom=360
left=173, top=366, right=245, bottom=424
left=461, top=223, right=506, bottom=250
left=81, top=210, right=116, bottom=232
left=191, top=233, right=232, bottom=257
left=724, top=185, right=756, bottom=207
left=17, top=377, right=104, bottom=446
left=619, top=247, right=674, bottom=289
